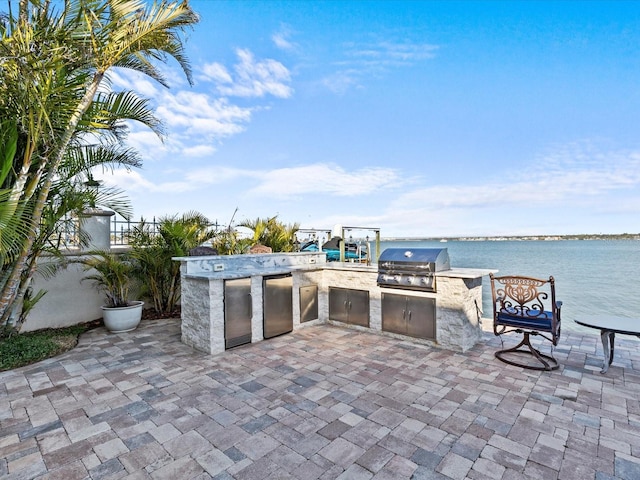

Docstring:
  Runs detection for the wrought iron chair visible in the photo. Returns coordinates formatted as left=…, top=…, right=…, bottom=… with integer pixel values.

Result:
left=489, top=273, right=562, bottom=371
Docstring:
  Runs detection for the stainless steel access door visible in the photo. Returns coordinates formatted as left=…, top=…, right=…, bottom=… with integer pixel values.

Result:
left=299, top=285, right=319, bottom=323
left=224, top=278, right=252, bottom=349
left=382, top=292, right=436, bottom=340
left=263, top=274, right=293, bottom=339
left=328, top=287, right=370, bottom=327
left=381, top=292, right=408, bottom=335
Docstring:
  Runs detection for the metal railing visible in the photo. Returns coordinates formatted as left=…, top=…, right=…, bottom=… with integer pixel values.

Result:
left=110, top=215, right=160, bottom=245
left=47, top=214, right=81, bottom=250
left=110, top=215, right=228, bottom=246
left=50, top=215, right=164, bottom=248
left=53, top=212, right=288, bottom=249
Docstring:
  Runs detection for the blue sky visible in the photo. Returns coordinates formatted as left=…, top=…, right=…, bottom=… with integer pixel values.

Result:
left=102, top=0, right=640, bottom=237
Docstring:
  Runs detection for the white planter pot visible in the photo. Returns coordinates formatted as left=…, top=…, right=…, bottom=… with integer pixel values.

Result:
left=101, top=301, right=144, bottom=333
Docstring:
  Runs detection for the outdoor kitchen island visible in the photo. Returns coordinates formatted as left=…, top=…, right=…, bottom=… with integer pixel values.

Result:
left=176, top=250, right=494, bottom=356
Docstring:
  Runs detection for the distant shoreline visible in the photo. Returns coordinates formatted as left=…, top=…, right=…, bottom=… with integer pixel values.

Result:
left=383, top=233, right=640, bottom=242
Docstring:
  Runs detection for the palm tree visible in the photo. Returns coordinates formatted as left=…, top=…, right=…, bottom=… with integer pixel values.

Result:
left=0, top=0, right=199, bottom=328
left=239, top=216, right=300, bottom=253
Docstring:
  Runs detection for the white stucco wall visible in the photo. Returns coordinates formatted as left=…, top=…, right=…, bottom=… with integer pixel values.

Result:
left=23, top=254, right=105, bottom=332
left=20, top=210, right=119, bottom=332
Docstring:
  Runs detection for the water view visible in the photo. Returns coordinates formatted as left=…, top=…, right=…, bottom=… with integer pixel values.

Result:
left=379, top=239, right=640, bottom=333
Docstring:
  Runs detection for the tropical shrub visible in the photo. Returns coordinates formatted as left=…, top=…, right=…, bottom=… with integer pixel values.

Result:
left=129, top=212, right=216, bottom=315
left=211, top=227, right=252, bottom=255
left=239, top=216, right=300, bottom=252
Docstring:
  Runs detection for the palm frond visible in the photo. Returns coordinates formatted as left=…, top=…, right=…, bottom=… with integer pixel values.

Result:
left=0, top=191, right=34, bottom=266
left=61, top=143, right=142, bottom=177
left=85, top=90, right=164, bottom=138
left=90, top=0, right=198, bottom=85
left=94, top=186, right=133, bottom=219
left=0, top=120, right=18, bottom=187
left=114, top=54, right=167, bottom=86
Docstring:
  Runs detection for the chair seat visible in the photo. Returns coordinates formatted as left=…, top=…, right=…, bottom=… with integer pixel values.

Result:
left=496, top=310, right=553, bottom=331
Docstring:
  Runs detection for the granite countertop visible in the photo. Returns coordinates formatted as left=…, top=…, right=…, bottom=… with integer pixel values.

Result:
left=320, top=262, right=377, bottom=272
left=323, top=264, right=496, bottom=278
left=436, top=268, right=498, bottom=278
left=184, top=264, right=496, bottom=280
left=184, top=265, right=325, bottom=280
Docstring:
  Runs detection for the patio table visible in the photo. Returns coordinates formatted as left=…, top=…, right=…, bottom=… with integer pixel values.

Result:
left=574, top=316, right=640, bottom=374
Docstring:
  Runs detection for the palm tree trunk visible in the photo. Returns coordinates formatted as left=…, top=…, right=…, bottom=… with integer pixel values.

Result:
left=0, top=71, right=104, bottom=326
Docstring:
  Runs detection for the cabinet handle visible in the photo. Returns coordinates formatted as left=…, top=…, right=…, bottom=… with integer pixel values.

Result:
left=344, top=300, right=348, bottom=310
left=402, top=309, right=406, bottom=319
left=348, top=301, right=352, bottom=310
left=408, top=310, right=412, bottom=321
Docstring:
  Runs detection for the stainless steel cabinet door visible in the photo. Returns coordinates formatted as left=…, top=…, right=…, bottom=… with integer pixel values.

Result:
left=300, top=285, right=319, bottom=323
left=329, top=287, right=369, bottom=327
left=382, top=293, right=436, bottom=340
left=263, top=275, right=293, bottom=338
left=406, top=296, right=436, bottom=340
left=381, top=292, right=408, bottom=335
left=329, top=287, right=349, bottom=323
left=347, top=289, right=370, bottom=327
left=224, top=278, right=252, bottom=349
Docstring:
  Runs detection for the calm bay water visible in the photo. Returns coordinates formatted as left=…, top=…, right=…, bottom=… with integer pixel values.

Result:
left=379, top=239, right=640, bottom=333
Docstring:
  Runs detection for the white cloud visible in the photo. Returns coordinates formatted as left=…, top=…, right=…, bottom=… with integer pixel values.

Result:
left=349, top=41, right=439, bottom=64
left=126, top=129, right=164, bottom=151
left=118, top=162, right=401, bottom=199
left=156, top=91, right=252, bottom=143
left=273, top=32, right=294, bottom=50
left=201, top=63, right=233, bottom=83
left=98, top=139, right=640, bottom=238
left=201, top=48, right=293, bottom=99
left=98, top=169, right=154, bottom=191
left=322, top=39, right=439, bottom=94
left=272, top=24, right=298, bottom=51
left=107, top=49, right=294, bottom=164
left=184, top=166, right=251, bottom=185
left=107, top=69, right=161, bottom=98
left=97, top=169, right=196, bottom=194
left=182, top=144, right=217, bottom=157
left=248, top=164, right=401, bottom=198
left=118, top=91, right=251, bottom=162
left=321, top=70, right=363, bottom=95
left=391, top=144, right=640, bottom=213
left=105, top=43, right=298, bottom=169
left=123, top=129, right=168, bottom=162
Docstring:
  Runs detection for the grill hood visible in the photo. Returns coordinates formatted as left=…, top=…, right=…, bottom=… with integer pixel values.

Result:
left=377, top=248, right=450, bottom=292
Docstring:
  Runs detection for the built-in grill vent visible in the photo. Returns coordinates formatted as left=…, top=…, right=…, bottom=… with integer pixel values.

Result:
left=377, top=248, right=450, bottom=292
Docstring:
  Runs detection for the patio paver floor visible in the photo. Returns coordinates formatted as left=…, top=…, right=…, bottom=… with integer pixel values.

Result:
left=2, top=319, right=640, bottom=479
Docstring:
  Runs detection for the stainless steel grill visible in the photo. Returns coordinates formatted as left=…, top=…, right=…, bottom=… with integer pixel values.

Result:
left=377, top=248, right=450, bottom=292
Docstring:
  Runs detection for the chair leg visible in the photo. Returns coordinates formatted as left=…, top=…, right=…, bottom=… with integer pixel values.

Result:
left=495, top=332, right=559, bottom=371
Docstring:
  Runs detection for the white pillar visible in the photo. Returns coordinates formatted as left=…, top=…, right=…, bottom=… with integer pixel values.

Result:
left=79, top=209, right=115, bottom=251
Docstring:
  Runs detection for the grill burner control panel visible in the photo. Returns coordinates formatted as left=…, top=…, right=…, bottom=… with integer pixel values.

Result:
left=377, top=272, right=436, bottom=291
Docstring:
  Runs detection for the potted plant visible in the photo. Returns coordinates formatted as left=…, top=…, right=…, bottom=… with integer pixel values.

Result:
left=81, top=250, right=143, bottom=333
